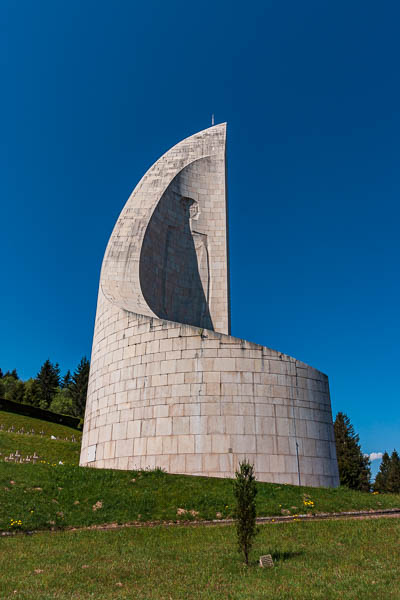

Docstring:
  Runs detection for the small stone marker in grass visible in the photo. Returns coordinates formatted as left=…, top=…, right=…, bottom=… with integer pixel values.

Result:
left=259, top=554, right=274, bottom=568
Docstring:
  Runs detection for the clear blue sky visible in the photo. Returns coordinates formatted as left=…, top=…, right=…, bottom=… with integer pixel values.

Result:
left=1, top=1, right=399, bottom=470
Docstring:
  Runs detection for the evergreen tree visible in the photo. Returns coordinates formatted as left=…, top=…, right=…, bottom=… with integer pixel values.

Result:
left=70, top=357, right=90, bottom=418
left=23, top=378, right=42, bottom=407
left=334, top=412, right=371, bottom=491
left=233, top=461, right=258, bottom=565
left=35, top=360, right=60, bottom=409
left=374, top=451, right=391, bottom=492
left=61, top=370, right=72, bottom=389
left=4, top=369, right=19, bottom=379
left=0, top=368, right=3, bottom=379
left=386, top=450, right=400, bottom=493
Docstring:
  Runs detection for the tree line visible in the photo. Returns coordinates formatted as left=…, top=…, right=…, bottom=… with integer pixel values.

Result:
left=334, top=412, right=400, bottom=493
left=0, top=358, right=90, bottom=419
left=373, top=450, right=400, bottom=493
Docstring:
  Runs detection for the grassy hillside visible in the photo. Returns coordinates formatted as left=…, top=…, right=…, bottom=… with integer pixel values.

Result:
left=1, top=519, right=399, bottom=599
left=1, top=462, right=399, bottom=533
left=1, top=409, right=399, bottom=535
left=0, top=410, right=81, bottom=439
left=0, top=410, right=81, bottom=465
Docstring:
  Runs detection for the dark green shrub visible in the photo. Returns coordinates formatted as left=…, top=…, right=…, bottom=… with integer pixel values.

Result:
left=233, top=460, right=258, bottom=565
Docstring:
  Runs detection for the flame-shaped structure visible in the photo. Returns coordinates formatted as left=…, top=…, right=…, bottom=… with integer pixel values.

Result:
left=80, top=124, right=339, bottom=487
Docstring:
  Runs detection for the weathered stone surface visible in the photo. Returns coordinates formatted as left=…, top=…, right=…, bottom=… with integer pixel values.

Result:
left=259, top=554, right=274, bottom=568
left=80, top=124, right=340, bottom=487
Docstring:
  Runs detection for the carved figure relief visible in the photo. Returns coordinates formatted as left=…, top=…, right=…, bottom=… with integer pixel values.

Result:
left=140, top=189, right=213, bottom=329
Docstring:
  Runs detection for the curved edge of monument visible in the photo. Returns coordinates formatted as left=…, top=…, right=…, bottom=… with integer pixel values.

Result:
left=99, top=123, right=229, bottom=334
left=80, top=303, right=339, bottom=488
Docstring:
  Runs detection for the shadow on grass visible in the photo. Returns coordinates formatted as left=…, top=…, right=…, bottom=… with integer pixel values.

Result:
left=246, top=550, right=303, bottom=568
left=271, top=550, right=304, bottom=562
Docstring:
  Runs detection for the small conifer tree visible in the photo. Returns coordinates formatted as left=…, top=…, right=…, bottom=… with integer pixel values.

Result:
left=70, top=357, right=90, bottom=418
left=374, top=451, right=391, bottom=492
left=61, top=370, right=73, bottom=389
left=233, top=461, right=258, bottom=565
left=35, top=359, right=60, bottom=409
left=386, top=450, right=400, bottom=493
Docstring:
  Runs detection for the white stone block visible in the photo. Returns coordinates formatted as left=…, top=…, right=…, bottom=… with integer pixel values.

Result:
left=98, top=424, right=112, bottom=443
left=141, top=419, right=156, bottom=437
left=134, top=437, right=147, bottom=456
left=256, top=417, right=276, bottom=435
left=178, top=435, right=195, bottom=454
left=112, top=422, right=127, bottom=441
left=169, top=404, right=185, bottom=417
left=256, top=434, right=276, bottom=454
left=186, top=454, right=202, bottom=472
left=277, top=436, right=290, bottom=455
left=116, top=438, right=134, bottom=458
left=103, top=441, right=116, bottom=460
left=156, top=417, right=172, bottom=436
left=163, top=435, right=178, bottom=454
left=225, top=415, right=244, bottom=434
left=207, top=416, right=225, bottom=434
left=147, top=436, right=162, bottom=455
left=211, top=434, right=230, bottom=454
left=173, top=416, right=190, bottom=435
left=170, top=454, right=185, bottom=472
left=195, top=434, right=212, bottom=453
left=202, top=453, right=219, bottom=471
left=269, top=454, right=285, bottom=473
left=153, top=404, right=169, bottom=418
left=219, top=453, right=233, bottom=472
left=231, top=435, right=256, bottom=454
left=255, top=454, right=270, bottom=473
left=200, top=403, right=220, bottom=416
left=127, top=420, right=141, bottom=438
left=190, top=416, right=208, bottom=435
left=88, top=428, right=99, bottom=446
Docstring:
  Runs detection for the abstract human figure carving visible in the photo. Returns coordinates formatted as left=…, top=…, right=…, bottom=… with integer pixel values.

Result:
left=80, top=123, right=340, bottom=488
left=140, top=192, right=213, bottom=329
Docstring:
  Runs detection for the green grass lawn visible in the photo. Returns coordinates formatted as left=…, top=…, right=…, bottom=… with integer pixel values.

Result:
left=1, top=412, right=399, bottom=599
left=1, top=462, right=399, bottom=533
left=1, top=410, right=399, bottom=535
left=0, top=410, right=81, bottom=466
left=1, top=518, right=399, bottom=599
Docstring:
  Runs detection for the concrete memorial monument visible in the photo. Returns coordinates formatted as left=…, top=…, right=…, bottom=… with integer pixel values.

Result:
left=80, top=124, right=339, bottom=487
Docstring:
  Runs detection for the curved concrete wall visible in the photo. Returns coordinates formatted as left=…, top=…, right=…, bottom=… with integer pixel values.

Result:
left=80, top=124, right=339, bottom=487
